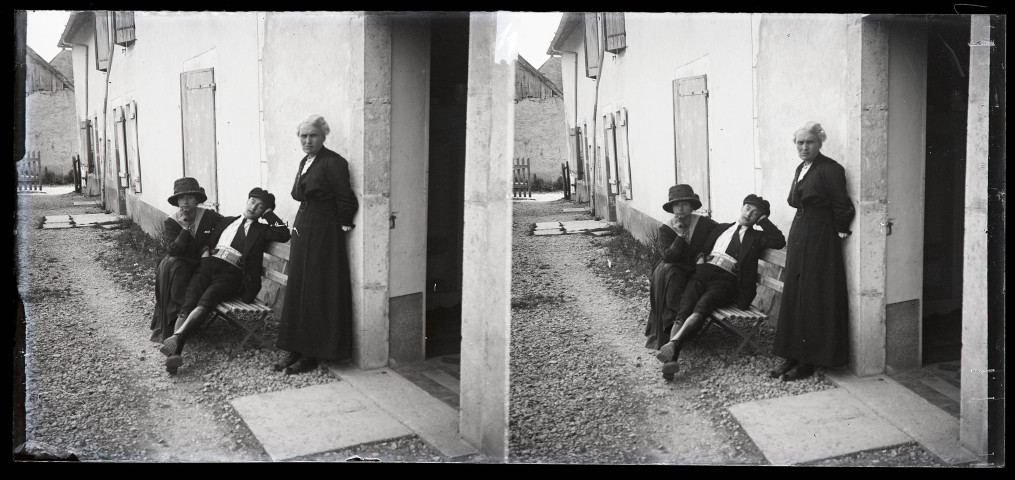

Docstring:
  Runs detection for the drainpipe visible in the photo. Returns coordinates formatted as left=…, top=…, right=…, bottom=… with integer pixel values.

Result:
left=589, top=12, right=609, bottom=221
left=100, top=13, right=116, bottom=214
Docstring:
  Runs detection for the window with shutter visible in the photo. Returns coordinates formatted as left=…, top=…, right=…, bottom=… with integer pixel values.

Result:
left=114, top=11, right=136, bottom=46
left=94, top=11, right=111, bottom=71
left=583, top=13, right=600, bottom=78
left=604, top=12, right=626, bottom=53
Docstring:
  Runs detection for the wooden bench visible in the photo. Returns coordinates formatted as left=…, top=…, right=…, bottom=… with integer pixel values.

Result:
left=702, top=248, right=786, bottom=358
left=207, top=241, right=289, bottom=350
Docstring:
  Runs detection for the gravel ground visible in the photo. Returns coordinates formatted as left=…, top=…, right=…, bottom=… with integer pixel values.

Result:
left=14, top=191, right=443, bottom=463
left=507, top=196, right=948, bottom=466
left=14, top=190, right=949, bottom=465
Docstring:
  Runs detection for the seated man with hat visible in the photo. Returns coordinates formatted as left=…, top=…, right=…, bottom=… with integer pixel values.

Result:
left=160, top=187, right=291, bottom=374
left=655, top=194, right=786, bottom=380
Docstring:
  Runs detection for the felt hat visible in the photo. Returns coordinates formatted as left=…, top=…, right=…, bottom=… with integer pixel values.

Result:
left=248, top=187, right=276, bottom=211
left=167, top=177, right=207, bottom=206
left=662, top=184, right=702, bottom=213
left=743, top=194, right=771, bottom=217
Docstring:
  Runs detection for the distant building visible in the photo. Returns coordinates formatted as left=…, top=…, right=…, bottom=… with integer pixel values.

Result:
left=24, top=46, right=78, bottom=179
left=514, top=54, right=568, bottom=189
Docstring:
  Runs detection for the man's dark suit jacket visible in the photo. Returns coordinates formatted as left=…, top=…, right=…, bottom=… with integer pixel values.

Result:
left=700, top=217, right=786, bottom=309
left=206, top=211, right=291, bottom=303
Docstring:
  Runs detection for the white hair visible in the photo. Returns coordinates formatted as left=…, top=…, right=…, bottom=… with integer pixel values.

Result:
left=794, top=121, right=827, bottom=143
left=297, top=114, right=331, bottom=136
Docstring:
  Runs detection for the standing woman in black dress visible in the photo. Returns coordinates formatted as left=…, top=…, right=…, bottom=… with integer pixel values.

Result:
left=275, top=115, right=359, bottom=375
left=771, top=122, right=855, bottom=381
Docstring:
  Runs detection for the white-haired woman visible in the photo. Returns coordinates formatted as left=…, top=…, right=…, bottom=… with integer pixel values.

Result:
left=771, top=122, right=855, bottom=381
left=275, top=115, right=359, bottom=375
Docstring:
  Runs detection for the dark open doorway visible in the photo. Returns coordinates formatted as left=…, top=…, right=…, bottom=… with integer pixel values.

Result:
left=425, top=13, right=469, bottom=358
left=921, top=16, right=969, bottom=366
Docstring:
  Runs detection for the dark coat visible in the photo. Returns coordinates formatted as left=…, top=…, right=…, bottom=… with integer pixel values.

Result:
left=700, top=217, right=786, bottom=310
left=645, top=214, right=718, bottom=349
left=150, top=207, right=224, bottom=342
left=206, top=211, right=292, bottom=303
left=278, top=146, right=359, bottom=362
left=774, top=153, right=855, bottom=367
left=161, top=208, right=224, bottom=268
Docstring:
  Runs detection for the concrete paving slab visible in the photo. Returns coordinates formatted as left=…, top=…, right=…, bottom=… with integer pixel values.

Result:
left=533, top=230, right=565, bottom=236
left=825, top=371, right=982, bottom=465
left=44, top=215, right=72, bottom=223
left=70, top=213, right=122, bottom=225
left=230, top=381, right=412, bottom=461
left=729, top=388, right=911, bottom=465
left=329, top=365, right=478, bottom=459
left=534, top=222, right=562, bottom=229
left=41, top=222, right=74, bottom=229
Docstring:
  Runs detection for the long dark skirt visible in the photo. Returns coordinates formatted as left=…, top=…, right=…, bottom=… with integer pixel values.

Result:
left=277, top=202, right=353, bottom=362
left=772, top=208, right=849, bottom=367
left=150, top=255, right=194, bottom=343
left=645, top=262, right=692, bottom=349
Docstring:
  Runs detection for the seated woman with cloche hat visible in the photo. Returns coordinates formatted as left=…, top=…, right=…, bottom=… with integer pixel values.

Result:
left=150, top=177, right=223, bottom=347
left=645, top=184, right=718, bottom=351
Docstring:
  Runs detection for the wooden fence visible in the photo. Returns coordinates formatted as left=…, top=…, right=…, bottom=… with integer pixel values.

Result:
left=561, top=162, right=572, bottom=200
left=17, top=152, right=42, bottom=192
left=513, top=157, right=531, bottom=198
left=72, top=154, right=83, bottom=193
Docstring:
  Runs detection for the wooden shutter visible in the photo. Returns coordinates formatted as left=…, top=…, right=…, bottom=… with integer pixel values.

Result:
left=672, top=75, right=711, bottom=216
left=94, top=11, right=111, bottom=71
left=604, top=12, right=626, bottom=53
left=114, top=11, right=136, bottom=46
left=126, top=101, right=142, bottom=192
left=604, top=112, right=618, bottom=195
left=617, top=108, right=632, bottom=199
left=114, top=106, right=129, bottom=189
left=180, top=68, right=219, bottom=209
left=583, top=13, right=600, bottom=78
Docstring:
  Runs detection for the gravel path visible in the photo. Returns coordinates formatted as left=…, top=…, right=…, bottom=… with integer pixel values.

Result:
left=507, top=196, right=947, bottom=466
left=15, top=190, right=947, bottom=465
left=15, top=191, right=441, bottom=463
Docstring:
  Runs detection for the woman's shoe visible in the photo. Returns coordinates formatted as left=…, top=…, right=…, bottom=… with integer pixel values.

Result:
left=273, top=351, right=302, bottom=372
left=284, top=357, right=319, bottom=375
left=160, top=335, right=180, bottom=357
left=769, top=358, right=798, bottom=378
left=165, top=354, right=183, bottom=373
left=662, top=361, right=680, bottom=381
left=656, top=342, right=677, bottom=363
left=780, top=364, right=815, bottom=382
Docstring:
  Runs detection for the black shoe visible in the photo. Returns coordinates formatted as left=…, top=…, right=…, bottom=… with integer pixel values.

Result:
left=165, top=354, right=183, bottom=373
left=273, top=351, right=302, bottom=372
left=284, top=357, right=319, bottom=375
left=781, top=364, right=815, bottom=382
left=656, top=342, right=677, bottom=363
left=769, top=358, right=798, bottom=378
left=160, top=335, right=180, bottom=357
left=662, top=361, right=680, bottom=381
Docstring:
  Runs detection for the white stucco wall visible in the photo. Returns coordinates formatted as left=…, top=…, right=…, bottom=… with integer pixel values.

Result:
left=122, top=12, right=263, bottom=217
left=754, top=14, right=856, bottom=233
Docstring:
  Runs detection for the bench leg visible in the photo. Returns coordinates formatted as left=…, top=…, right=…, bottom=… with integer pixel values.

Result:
left=217, top=311, right=273, bottom=351
left=710, top=317, right=770, bottom=359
